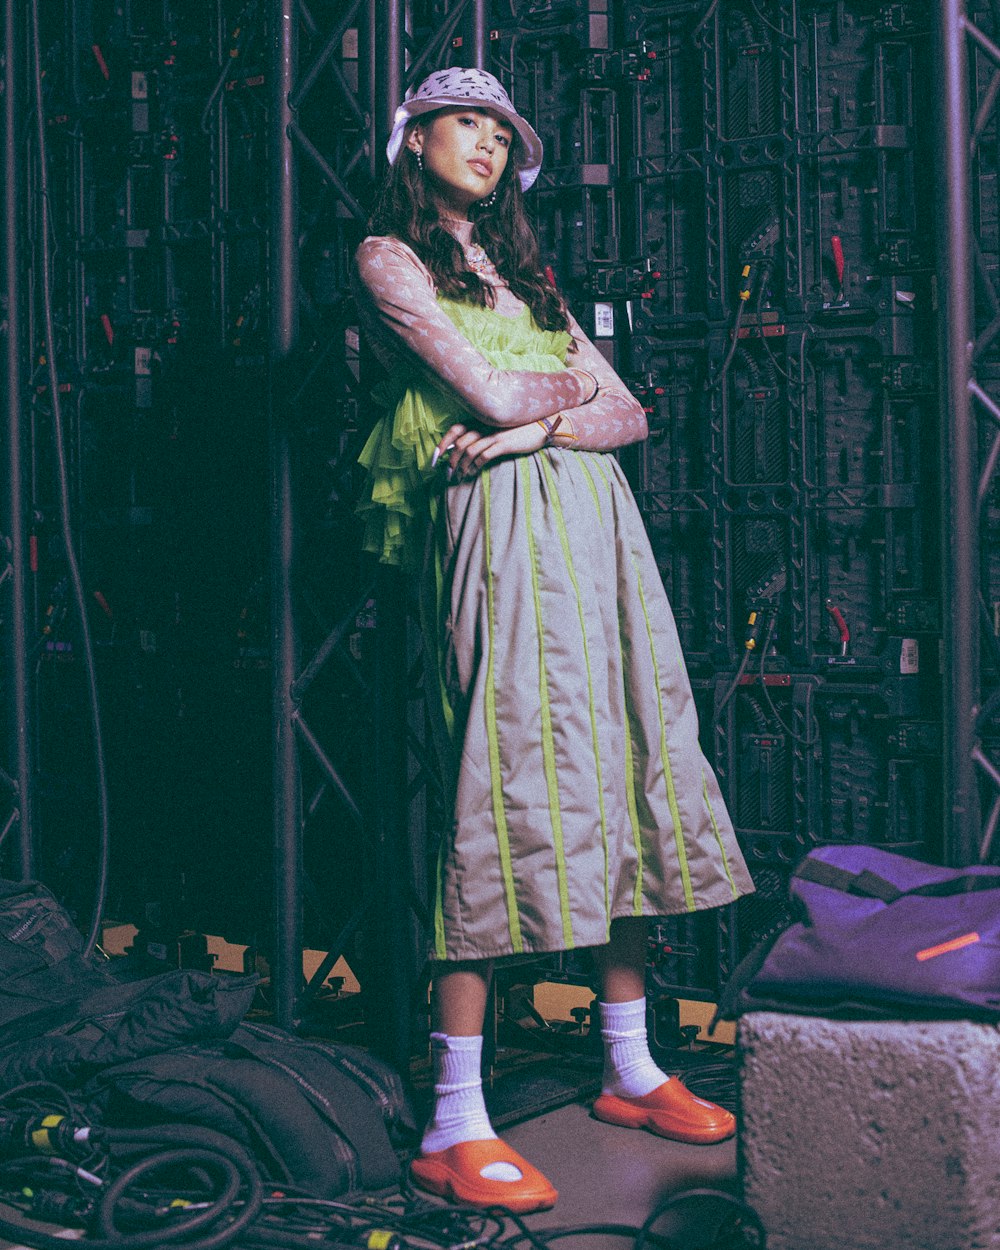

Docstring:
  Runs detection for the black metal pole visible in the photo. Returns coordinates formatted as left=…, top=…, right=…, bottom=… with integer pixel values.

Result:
left=936, top=0, right=980, bottom=864
left=371, top=566, right=411, bottom=1068
left=375, top=0, right=404, bottom=151
left=1, top=0, right=35, bottom=877
left=366, top=0, right=411, bottom=1069
left=463, top=0, right=489, bottom=70
left=269, top=0, right=302, bottom=1028
left=362, top=0, right=377, bottom=181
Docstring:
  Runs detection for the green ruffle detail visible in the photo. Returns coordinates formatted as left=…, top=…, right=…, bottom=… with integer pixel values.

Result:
left=357, top=301, right=573, bottom=569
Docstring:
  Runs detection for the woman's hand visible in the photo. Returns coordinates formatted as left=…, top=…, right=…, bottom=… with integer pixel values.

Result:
left=432, top=421, right=548, bottom=481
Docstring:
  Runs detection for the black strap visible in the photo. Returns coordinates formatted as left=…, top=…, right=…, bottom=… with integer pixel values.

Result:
left=795, top=856, right=1000, bottom=903
left=795, top=859, right=903, bottom=901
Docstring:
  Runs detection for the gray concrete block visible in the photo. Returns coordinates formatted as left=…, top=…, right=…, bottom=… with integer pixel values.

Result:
left=737, top=1012, right=1000, bottom=1250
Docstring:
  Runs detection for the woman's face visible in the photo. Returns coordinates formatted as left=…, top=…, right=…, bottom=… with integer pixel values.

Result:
left=408, top=107, right=513, bottom=216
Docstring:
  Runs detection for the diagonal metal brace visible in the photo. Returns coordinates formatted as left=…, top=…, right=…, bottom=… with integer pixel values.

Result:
left=288, top=121, right=367, bottom=220
left=290, top=0, right=364, bottom=111
left=292, top=581, right=375, bottom=702
left=292, top=708, right=365, bottom=827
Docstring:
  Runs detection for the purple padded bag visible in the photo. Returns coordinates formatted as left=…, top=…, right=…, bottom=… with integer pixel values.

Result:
left=721, top=844, right=1000, bottom=1020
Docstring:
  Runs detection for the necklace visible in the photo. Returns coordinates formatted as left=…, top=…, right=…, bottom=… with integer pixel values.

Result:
left=465, top=243, right=496, bottom=277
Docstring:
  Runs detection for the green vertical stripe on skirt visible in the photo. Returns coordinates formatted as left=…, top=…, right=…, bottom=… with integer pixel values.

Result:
left=432, top=837, right=447, bottom=959
left=589, top=455, right=614, bottom=496
left=582, top=454, right=644, bottom=912
left=578, top=455, right=604, bottom=524
left=521, top=459, right=575, bottom=949
left=418, top=513, right=453, bottom=960
left=539, top=453, right=611, bottom=939
left=703, top=773, right=740, bottom=899
left=632, top=554, right=696, bottom=912
left=430, top=506, right=456, bottom=745
left=483, top=472, right=524, bottom=954
left=622, top=688, right=645, bottom=916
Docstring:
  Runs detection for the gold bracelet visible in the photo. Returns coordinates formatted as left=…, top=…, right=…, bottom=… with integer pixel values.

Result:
left=571, top=368, right=599, bottom=403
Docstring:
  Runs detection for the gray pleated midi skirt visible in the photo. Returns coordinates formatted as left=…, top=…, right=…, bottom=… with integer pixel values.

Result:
left=419, top=446, right=754, bottom=962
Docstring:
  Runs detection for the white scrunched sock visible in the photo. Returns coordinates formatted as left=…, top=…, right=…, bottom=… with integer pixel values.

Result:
left=599, top=997, right=671, bottom=1099
left=420, top=1034, right=523, bottom=1182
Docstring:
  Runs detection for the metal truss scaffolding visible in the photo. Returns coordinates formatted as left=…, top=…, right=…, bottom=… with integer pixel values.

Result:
left=937, top=0, right=1000, bottom=865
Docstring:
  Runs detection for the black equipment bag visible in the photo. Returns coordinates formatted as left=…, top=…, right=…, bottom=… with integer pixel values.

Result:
left=0, top=966, right=259, bottom=1089
left=0, top=877, right=117, bottom=1038
left=0, top=877, right=416, bottom=1197
left=0, top=877, right=258, bottom=1089
left=86, top=1021, right=417, bottom=1197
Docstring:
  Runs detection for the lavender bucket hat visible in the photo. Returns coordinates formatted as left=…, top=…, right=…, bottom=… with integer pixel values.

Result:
left=385, top=67, right=543, bottom=190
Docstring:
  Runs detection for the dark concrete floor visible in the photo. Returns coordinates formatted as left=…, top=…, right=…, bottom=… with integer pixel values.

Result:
left=502, top=1097, right=741, bottom=1249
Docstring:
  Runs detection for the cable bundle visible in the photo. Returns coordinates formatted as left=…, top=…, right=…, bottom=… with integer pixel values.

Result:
left=0, top=1085, right=765, bottom=1250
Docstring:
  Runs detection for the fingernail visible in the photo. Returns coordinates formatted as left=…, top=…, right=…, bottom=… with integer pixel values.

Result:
left=431, top=447, right=440, bottom=468
left=446, top=466, right=453, bottom=482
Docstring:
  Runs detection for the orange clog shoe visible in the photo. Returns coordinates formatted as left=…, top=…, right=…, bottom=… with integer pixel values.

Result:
left=410, top=1138, right=558, bottom=1213
left=592, top=1079, right=736, bottom=1144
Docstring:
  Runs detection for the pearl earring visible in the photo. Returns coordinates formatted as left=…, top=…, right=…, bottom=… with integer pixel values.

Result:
left=414, top=150, right=423, bottom=171
left=481, top=188, right=497, bottom=207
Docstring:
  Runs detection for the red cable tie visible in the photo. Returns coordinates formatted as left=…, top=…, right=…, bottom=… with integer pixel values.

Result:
left=825, top=599, right=850, bottom=652
left=91, top=45, right=110, bottom=80
left=831, top=234, right=845, bottom=289
left=92, top=591, right=114, bottom=620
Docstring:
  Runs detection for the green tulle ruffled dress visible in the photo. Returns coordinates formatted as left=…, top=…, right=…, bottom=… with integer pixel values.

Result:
left=357, top=299, right=571, bottom=571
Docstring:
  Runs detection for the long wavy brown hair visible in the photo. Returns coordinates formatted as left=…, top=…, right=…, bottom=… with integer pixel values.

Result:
left=367, top=113, right=570, bottom=333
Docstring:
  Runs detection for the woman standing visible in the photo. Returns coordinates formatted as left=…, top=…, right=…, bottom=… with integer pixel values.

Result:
left=354, top=68, right=754, bottom=1214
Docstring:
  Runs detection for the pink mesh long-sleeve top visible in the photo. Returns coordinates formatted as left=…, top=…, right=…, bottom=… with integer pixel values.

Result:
left=353, top=222, right=648, bottom=451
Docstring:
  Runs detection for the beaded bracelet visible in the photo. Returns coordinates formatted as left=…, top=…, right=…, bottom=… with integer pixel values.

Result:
left=537, top=413, right=579, bottom=446
left=536, top=414, right=562, bottom=445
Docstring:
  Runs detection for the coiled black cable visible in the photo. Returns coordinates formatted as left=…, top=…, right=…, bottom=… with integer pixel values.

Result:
left=633, top=1187, right=765, bottom=1250
left=674, top=1059, right=738, bottom=1114
left=0, top=1124, right=263, bottom=1250
left=95, top=1148, right=244, bottom=1243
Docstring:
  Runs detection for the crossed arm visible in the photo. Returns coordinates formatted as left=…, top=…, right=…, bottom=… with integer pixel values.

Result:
left=354, top=235, right=649, bottom=473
